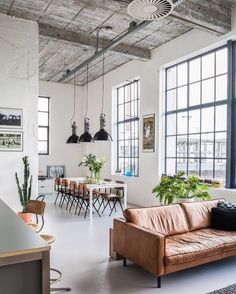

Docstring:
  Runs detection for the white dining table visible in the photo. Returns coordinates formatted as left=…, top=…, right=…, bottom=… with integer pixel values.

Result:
left=65, top=178, right=127, bottom=220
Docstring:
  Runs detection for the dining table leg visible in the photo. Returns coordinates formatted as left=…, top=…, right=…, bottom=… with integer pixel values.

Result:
left=89, top=188, right=93, bottom=220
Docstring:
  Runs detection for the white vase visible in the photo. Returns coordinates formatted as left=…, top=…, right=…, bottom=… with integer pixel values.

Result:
left=177, top=197, right=195, bottom=203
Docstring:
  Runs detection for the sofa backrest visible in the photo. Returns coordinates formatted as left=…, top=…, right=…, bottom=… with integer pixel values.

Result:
left=180, top=199, right=223, bottom=231
left=124, top=204, right=189, bottom=236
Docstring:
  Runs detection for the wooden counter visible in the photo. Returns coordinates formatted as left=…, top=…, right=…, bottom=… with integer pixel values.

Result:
left=0, top=199, right=50, bottom=294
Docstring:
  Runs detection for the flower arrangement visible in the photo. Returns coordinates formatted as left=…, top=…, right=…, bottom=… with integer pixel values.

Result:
left=79, top=153, right=106, bottom=183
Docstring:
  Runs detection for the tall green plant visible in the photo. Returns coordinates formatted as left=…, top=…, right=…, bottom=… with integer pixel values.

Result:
left=152, top=171, right=211, bottom=205
left=15, top=156, right=33, bottom=212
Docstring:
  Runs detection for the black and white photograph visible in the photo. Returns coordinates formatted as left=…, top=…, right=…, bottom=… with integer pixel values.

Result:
left=0, top=107, right=23, bottom=128
left=0, top=131, right=23, bottom=151
left=47, top=165, right=66, bottom=179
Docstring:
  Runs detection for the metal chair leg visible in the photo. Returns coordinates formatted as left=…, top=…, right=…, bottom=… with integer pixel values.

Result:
left=50, top=268, right=71, bottom=292
left=157, top=277, right=161, bottom=288
left=54, top=192, right=60, bottom=205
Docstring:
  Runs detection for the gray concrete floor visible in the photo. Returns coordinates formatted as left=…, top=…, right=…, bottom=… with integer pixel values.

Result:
left=43, top=196, right=236, bottom=294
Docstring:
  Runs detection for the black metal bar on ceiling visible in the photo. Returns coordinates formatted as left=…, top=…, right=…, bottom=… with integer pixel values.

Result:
left=58, top=20, right=152, bottom=83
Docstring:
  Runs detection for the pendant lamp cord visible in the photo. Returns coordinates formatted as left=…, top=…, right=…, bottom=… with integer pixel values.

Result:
left=70, top=73, right=76, bottom=125
left=101, top=53, right=105, bottom=114
left=85, top=64, right=89, bottom=118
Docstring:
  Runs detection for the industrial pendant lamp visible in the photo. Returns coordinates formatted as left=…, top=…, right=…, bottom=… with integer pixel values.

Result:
left=94, top=54, right=112, bottom=141
left=66, top=74, right=79, bottom=143
left=79, top=65, right=93, bottom=143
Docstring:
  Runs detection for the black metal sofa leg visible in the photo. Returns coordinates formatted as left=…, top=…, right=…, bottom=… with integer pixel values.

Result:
left=157, top=277, right=161, bottom=288
left=123, top=258, right=126, bottom=267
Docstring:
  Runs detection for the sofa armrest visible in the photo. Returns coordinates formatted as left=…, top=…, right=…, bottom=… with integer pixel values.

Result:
left=113, top=218, right=165, bottom=276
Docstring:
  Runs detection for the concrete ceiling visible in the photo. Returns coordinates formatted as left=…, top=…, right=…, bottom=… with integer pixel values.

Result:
left=0, top=0, right=235, bottom=85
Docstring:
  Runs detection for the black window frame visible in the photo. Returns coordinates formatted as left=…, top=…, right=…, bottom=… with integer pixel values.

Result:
left=164, top=45, right=228, bottom=181
left=38, top=96, right=49, bottom=155
left=116, top=80, right=140, bottom=177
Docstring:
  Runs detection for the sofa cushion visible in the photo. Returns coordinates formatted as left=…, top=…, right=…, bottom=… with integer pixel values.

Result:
left=211, top=207, right=236, bottom=231
left=165, top=228, right=236, bottom=266
left=124, top=205, right=189, bottom=236
left=180, top=199, right=224, bottom=231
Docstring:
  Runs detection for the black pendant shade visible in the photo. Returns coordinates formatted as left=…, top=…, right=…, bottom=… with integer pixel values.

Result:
left=79, top=117, right=93, bottom=143
left=94, top=114, right=112, bottom=141
left=66, top=121, right=79, bottom=144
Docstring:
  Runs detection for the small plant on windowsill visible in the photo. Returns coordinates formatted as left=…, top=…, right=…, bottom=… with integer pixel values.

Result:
left=152, top=171, right=211, bottom=205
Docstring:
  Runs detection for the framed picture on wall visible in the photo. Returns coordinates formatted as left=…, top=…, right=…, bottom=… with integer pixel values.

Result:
left=0, top=107, right=23, bottom=128
left=142, top=114, right=155, bottom=152
left=47, top=165, right=66, bottom=179
left=0, top=131, right=23, bottom=152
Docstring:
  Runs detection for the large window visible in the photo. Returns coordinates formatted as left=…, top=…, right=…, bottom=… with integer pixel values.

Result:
left=38, top=96, right=49, bottom=155
left=115, top=80, right=140, bottom=177
left=165, top=47, right=228, bottom=180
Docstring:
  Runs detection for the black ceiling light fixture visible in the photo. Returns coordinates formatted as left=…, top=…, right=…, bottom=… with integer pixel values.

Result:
left=94, top=53, right=112, bottom=141
left=66, top=73, right=79, bottom=144
left=79, top=64, right=93, bottom=143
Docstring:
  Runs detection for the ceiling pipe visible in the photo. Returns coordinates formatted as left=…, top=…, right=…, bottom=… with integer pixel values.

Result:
left=58, top=20, right=151, bottom=83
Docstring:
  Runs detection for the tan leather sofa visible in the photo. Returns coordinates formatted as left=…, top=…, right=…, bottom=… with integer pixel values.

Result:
left=113, top=199, right=236, bottom=288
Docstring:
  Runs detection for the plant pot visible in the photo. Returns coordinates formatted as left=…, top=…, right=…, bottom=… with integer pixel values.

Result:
left=17, top=212, right=32, bottom=223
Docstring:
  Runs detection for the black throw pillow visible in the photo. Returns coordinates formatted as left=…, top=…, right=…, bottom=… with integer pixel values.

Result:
left=211, top=207, right=236, bottom=231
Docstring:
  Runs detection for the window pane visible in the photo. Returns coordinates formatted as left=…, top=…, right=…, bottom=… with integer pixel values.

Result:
left=38, top=141, right=48, bottom=154
left=177, top=63, right=187, bottom=86
left=215, top=132, right=227, bottom=158
left=177, top=135, right=187, bottom=157
left=118, top=105, right=124, bottom=121
left=188, top=159, right=199, bottom=176
left=125, top=103, right=131, bottom=120
left=216, top=48, right=227, bottom=75
left=189, top=110, right=200, bottom=134
left=38, top=112, right=48, bottom=126
left=38, top=127, right=48, bottom=141
left=38, top=98, right=48, bottom=112
left=133, top=140, right=139, bottom=157
left=189, top=58, right=200, bottom=83
left=215, top=159, right=226, bottom=179
left=131, top=121, right=139, bottom=139
left=166, top=89, right=176, bottom=112
left=166, top=114, right=176, bottom=135
left=189, top=82, right=200, bottom=106
left=177, top=112, right=187, bottom=134
left=118, top=87, right=124, bottom=104
left=201, top=159, right=213, bottom=178
left=131, top=100, right=138, bottom=118
left=202, top=78, right=214, bottom=104
left=124, top=122, right=131, bottom=140
left=202, top=53, right=215, bottom=79
left=177, top=86, right=187, bottom=110
left=166, top=158, right=176, bottom=175
left=167, top=67, right=176, bottom=89
left=118, top=124, right=124, bottom=140
left=166, top=136, right=176, bottom=157
left=216, top=75, right=227, bottom=101
left=215, top=105, right=227, bottom=132
left=201, top=133, right=214, bottom=158
left=202, top=107, right=214, bottom=133
left=125, top=85, right=131, bottom=103
left=188, top=134, right=200, bottom=158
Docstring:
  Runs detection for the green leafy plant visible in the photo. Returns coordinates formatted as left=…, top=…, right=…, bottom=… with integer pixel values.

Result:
left=15, top=156, right=33, bottom=212
left=152, top=171, right=211, bottom=205
left=79, top=153, right=106, bottom=182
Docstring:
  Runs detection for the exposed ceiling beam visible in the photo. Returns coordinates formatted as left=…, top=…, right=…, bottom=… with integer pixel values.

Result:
left=114, top=0, right=231, bottom=35
left=58, top=20, right=151, bottom=83
left=39, top=23, right=151, bottom=62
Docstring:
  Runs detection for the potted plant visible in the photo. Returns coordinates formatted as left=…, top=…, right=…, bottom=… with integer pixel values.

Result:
left=152, top=171, right=211, bottom=205
left=79, top=153, right=106, bottom=183
left=15, top=156, right=33, bottom=223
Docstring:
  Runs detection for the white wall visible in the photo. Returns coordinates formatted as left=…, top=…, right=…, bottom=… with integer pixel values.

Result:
left=82, top=9, right=236, bottom=206
left=0, top=13, right=38, bottom=211
left=39, top=81, right=85, bottom=177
